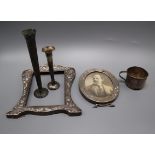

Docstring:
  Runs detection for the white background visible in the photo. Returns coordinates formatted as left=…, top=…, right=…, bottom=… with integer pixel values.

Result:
left=0, top=0, right=155, bottom=155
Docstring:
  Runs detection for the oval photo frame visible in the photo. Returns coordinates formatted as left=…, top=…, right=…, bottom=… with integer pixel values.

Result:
left=79, top=69, right=119, bottom=105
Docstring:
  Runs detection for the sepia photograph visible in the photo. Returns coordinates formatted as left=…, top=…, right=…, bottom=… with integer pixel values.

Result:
left=79, top=69, right=119, bottom=105
left=85, top=72, right=114, bottom=98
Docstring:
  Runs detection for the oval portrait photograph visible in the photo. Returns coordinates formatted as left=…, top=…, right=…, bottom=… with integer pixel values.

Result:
left=79, top=69, right=119, bottom=105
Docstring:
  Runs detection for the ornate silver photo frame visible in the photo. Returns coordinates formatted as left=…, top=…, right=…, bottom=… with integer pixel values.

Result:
left=6, top=64, right=82, bottom=118
left=79, top=69, right=119, bottom=106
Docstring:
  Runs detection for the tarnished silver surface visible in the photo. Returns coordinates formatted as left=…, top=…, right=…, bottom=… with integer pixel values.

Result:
left=6, top=64, right=82, bottom=118
left=42, top=46, right=60, bottom=90
left=22, top=29, right=49, bottom=98
left=119, top=66, right=149, bottom=90
left=79, top=69, right=119, bottom=106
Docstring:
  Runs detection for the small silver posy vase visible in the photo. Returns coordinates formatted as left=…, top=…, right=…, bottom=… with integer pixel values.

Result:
left=119, top=66, right=148, bottom=90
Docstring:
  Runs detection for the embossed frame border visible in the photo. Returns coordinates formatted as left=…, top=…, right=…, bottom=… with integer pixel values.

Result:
left=6, top=64, right=82, bottom=118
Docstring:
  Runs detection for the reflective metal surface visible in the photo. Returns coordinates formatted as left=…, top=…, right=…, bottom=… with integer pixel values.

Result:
left=119, top=66, right=148, bottom=90
left=42, top=46, right=60, bottom=90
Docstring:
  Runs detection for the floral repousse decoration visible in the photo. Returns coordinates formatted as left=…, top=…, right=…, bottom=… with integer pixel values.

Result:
left=6, top=64, right=82, bottom=118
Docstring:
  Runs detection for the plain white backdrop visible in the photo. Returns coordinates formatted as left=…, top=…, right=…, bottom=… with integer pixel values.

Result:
left=0, top=0, right=155, bottom=21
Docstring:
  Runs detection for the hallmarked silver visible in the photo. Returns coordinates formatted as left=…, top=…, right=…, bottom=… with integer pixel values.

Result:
left=6, top=64, right=82, bottom=118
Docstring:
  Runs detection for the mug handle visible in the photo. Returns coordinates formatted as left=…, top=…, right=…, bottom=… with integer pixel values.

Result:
left=119, top=71, right=127, bottom=81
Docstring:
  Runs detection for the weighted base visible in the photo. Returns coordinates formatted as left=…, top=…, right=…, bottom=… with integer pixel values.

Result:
left=34, top=88, right=49, bottom=98
left=48, top=81, right=60, bottom=90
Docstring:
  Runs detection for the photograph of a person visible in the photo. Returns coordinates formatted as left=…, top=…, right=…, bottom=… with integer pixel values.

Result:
left=85, top=72, right=114, bottom=97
